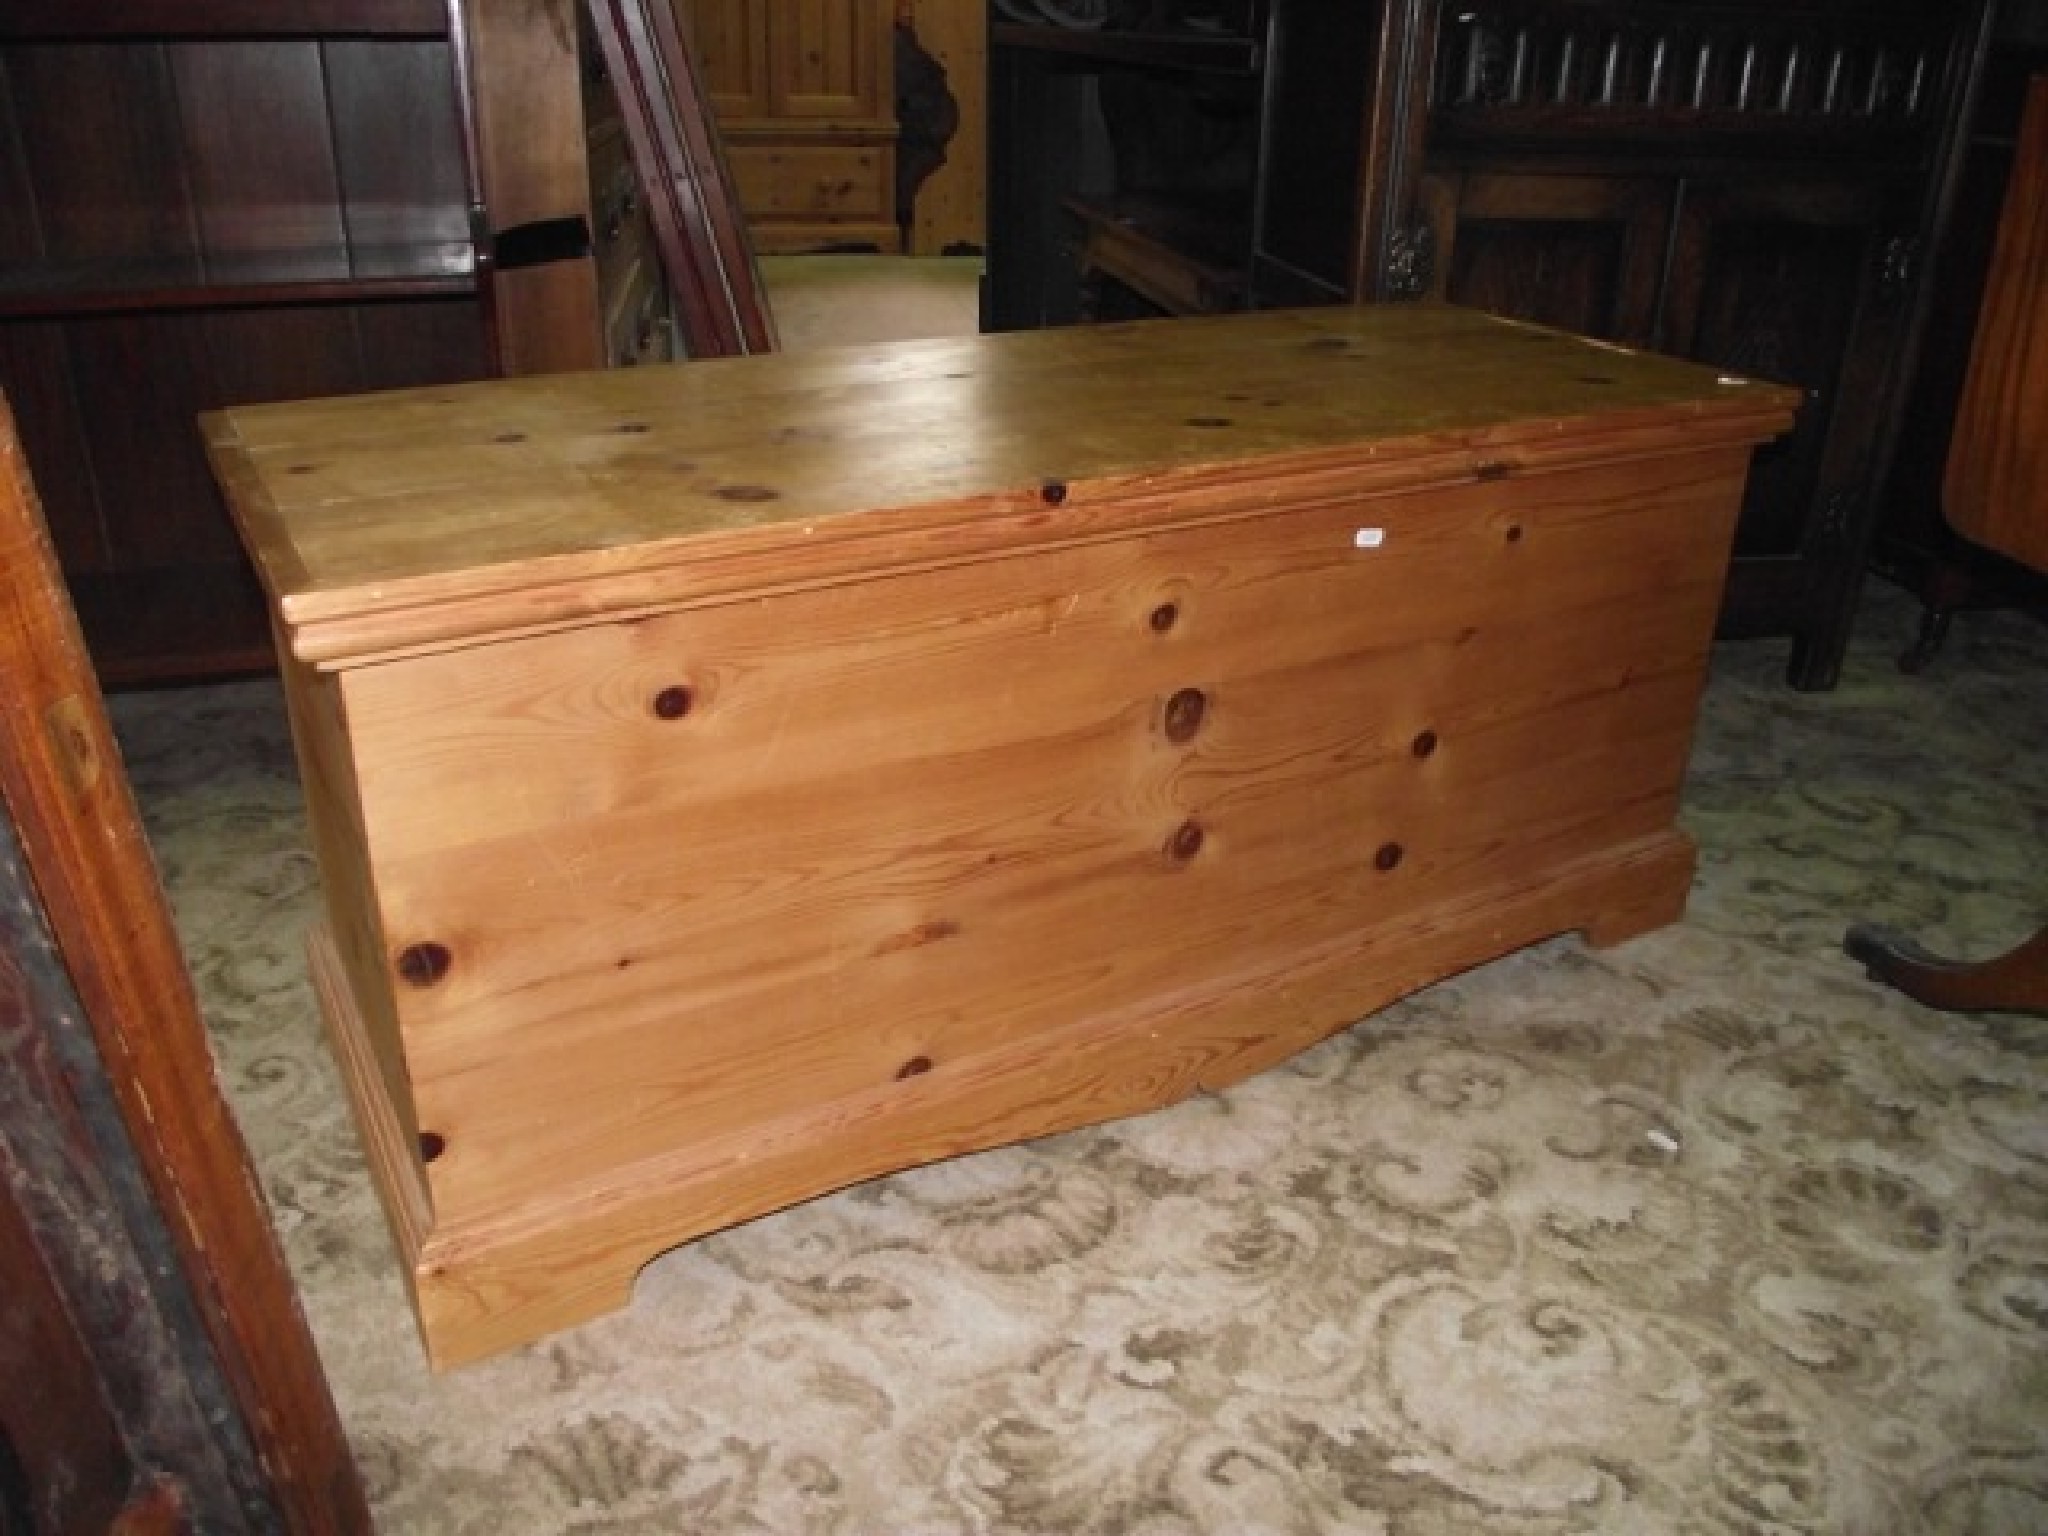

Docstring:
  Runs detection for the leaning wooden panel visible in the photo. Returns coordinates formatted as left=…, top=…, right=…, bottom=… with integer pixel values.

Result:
left=204, top=304, right=1796, bottom=1369
left=1, top=395, right=371, bottom=1521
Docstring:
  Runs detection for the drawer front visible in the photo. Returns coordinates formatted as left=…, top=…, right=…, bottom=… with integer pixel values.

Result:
left=340, top=449, right=1750, bottom=1221
left=726, top=141, right=892, bottom=219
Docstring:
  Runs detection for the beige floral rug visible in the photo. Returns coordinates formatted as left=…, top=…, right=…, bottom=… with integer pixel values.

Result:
left=112, top=580, right=2047, bottom=1535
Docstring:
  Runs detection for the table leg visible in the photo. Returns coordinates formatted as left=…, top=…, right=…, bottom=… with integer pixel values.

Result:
left=1844, top=921, right=2048, bottom=1016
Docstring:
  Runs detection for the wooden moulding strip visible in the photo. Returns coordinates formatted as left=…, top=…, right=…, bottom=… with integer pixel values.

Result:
left=399, top=828, right=1696, bottom=1370
left=307, top=926, right=434, bottom=1281
left=254, top=409, right=1791, bottom=671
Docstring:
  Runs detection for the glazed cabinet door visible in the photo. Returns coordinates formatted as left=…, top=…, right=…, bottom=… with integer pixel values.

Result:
left=1417, top=170, right=1672, bottom=347
left=1663, top=175, right=1919, bottom=649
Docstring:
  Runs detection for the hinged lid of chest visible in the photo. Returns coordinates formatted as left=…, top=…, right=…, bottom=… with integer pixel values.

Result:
left=203, top=303, right=1796, bottom=669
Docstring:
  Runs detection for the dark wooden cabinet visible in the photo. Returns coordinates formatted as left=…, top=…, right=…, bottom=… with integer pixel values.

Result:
left=0, top=3, right=487, bottom=684
left=1416, top=170, right=1671, bottom=343
left=0, top=0, right=676, bottom=686
left=986, top=2, right=1295, bottom=329
left=987, top=0, right=1996, bottom=689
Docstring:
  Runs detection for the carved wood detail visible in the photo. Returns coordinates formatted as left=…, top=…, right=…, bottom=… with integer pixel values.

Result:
left=1433, top=2, right=1946, bottom=134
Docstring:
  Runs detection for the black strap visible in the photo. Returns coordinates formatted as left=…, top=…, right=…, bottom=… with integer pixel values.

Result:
left=490, top=216, right=593, bottom=271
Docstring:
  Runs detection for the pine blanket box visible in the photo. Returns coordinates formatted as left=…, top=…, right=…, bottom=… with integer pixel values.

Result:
left=203, top=304, right=1795, bottom=1369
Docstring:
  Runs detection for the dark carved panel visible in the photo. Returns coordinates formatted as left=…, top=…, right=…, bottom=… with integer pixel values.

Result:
left=1677, top=211, right=1866, bottom=557
left=1432, top=0, right=1949, bottom=153
left=1420, top=171, right=1670, bottom=345
left=1445, top=218, right=1629, bottom=338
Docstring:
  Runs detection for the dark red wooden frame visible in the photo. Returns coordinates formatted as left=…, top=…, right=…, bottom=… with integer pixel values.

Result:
left=582, top=0, right=778, bottom=357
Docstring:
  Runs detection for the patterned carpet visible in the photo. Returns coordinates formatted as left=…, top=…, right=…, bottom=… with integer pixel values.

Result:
left=111, top=579, right=2047, bottom=1535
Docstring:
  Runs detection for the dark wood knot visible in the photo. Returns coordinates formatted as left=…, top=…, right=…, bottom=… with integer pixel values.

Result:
left=1040, top=479, right=1068, bottom=506
left=1149, top=601, right=1180, bottom=634
left=896, top=1055, right=933, bottom=1080
left=1163, top=687, right=1208, bottom=744
left=396, top=942, right=451, bottom=988
left=652, top=684, right=694, bottom=720
left=418, top=1131, right=446, bottom=1163
left=1412, top=729, right=1439, bottom=759
left=1167, top=819, right=1205, bottom=862
left=1374, top=842, right=1404, bottom=872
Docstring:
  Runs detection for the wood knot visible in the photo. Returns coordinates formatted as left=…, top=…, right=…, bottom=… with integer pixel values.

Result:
left=1163, top=687, right=1208, bottom=744
left=396, top=942, right=452, bottom=988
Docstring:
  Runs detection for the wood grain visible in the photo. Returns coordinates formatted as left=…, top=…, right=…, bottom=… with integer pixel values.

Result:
left=206, top=304, right=1792, bottom=664
left=171, top=42, right=349, bottom=271
left=398, top=830, right=1702, bottom=1368
left=363, top=591, right=1715, bottom=1225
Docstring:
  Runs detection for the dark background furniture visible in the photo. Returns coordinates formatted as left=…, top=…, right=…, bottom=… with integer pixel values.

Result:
left=1871, top=0, right=2048, bottom=670
left=1847, top=69, right=2048, bottom=1018
left=987, top=0, right=1998, bottom=690
left=0, top=0, right=680, bottom=687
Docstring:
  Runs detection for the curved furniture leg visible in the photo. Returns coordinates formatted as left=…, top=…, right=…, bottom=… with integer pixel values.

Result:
left=1897, top=557, right=1974, bottom=674
left=1897, top=601, right=1955, bottom=674
left=1844, top=920, right=2048, bottom=1016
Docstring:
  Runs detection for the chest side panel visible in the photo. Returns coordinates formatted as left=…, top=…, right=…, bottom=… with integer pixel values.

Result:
left=337, top=448, right=1749, bottom=1223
